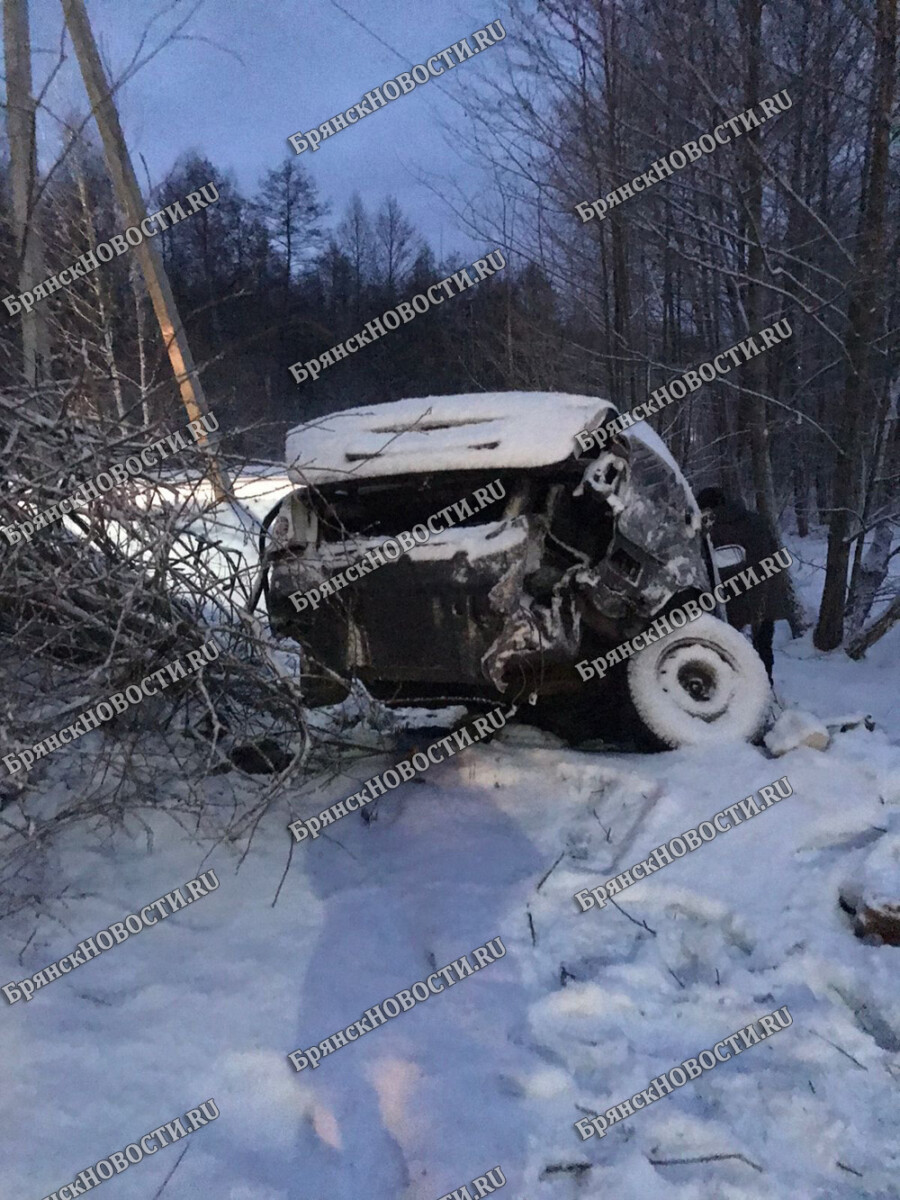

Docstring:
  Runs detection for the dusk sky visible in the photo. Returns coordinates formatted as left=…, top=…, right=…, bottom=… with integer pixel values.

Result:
left=13, top=0, right=512, bottom=259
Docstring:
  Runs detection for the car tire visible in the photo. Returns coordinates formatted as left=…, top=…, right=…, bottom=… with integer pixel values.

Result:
left=626, top=613, right=770, bottom=747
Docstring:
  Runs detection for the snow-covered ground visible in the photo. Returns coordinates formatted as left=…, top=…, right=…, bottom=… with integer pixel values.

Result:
left=2, top=519, right=899, bottom=1200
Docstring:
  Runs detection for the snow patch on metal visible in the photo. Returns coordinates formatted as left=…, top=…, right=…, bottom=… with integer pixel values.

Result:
left=285, top=392, right=617, bottom=484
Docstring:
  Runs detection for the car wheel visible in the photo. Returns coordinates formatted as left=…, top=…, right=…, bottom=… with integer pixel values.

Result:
left=626, top=613, right=770, bottom=747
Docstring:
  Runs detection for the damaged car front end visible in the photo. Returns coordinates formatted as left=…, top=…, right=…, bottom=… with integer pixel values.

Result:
left=263, top=392, right=768, bottom=746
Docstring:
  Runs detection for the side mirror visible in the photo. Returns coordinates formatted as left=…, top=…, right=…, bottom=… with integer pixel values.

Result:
left=713, top=544, right=746, bottom=570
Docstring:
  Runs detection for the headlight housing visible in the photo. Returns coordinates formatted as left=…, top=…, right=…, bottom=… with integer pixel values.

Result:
left=269, top=490, right=319, bottom=554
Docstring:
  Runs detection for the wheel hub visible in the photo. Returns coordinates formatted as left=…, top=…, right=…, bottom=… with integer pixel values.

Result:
left=657, top=640, right=740, bottom=723
left=677, top=661, right=717, bottom=702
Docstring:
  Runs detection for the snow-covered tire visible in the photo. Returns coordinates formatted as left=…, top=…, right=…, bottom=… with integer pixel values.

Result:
left=627, top=613, right=769, bottom=747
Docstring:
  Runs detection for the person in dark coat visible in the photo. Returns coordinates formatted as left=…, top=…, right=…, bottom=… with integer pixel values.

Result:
left=696, top=487, right=794, bottom=682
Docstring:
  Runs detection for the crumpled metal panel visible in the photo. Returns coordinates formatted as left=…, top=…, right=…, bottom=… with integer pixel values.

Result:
left=480, top=521, right=583, bottom=692
left=267, top=425, right=712, bottom=697
left=481, top=576, right=583, bottom=693
left=572, top=438, right=708, bottom=630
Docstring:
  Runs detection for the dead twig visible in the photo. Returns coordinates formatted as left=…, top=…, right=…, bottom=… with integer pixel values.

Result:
left=608, top=896, right=657, bottom=935
left=808, top=1029, right=868, bottom=1070
left=836, top=1161, right=863, bottom=1177
left=150, top=1141, right=191, bottom=1199
left=648, top=1152, right=763, bottom=1173
left=536, top=850, right=565, bottom=891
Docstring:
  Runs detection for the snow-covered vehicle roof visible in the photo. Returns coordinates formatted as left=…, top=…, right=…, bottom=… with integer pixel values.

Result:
left=285, top=391, right=618, bottom=485
left=284, top=390, right=699, bottom=519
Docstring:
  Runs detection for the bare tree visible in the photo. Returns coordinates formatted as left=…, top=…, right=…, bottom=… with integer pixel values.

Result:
left=3, top=0, right=51, bottom=384
left=254, top=155, right=326, bottom=288
left=62, top=0, right=234, bottom=504
left=814, top=0, right=897, bottom=649
left=373, top=195, right=418, bottom=292
left=335, top=192, right=375, bottom=316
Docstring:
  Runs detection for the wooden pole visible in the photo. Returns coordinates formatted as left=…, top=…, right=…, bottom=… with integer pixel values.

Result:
left=60, top=0, right=234, bottom=501
left=4, top=0, right=52, bottom=385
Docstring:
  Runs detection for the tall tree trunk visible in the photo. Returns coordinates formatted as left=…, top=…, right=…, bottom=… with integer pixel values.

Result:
left=601, top=0, right=634, bottom=408
left=846, top=372, right=899, bottom=630
left=739, top=0, right=779, bottom=527
left=130, top=259, right=150, bottom=426
left=847, top=372, right=897, bottom=607
left=846, top=519, right=894, bottom=635
left=815, top=0, right=897, bottom=649
left=70, top=142, right=125, bottom=421
left=4, top=0, right=52, bottom=385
